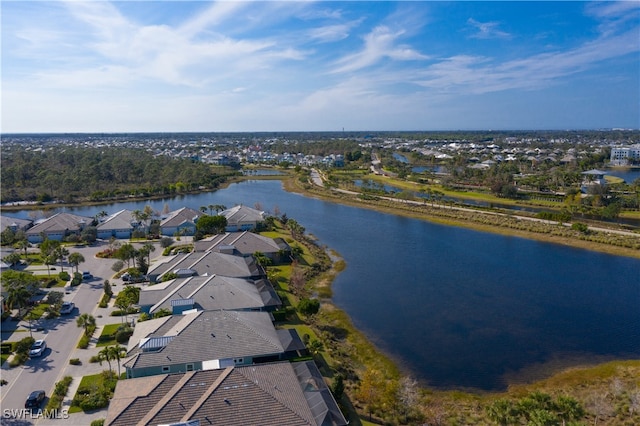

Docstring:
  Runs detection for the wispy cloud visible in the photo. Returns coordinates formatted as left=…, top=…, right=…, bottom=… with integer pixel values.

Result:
left=466, top=18, right=511, bottom=40
left=417, top=28, right=639, bottom=94
left=332, top=25, right=428, bottom=73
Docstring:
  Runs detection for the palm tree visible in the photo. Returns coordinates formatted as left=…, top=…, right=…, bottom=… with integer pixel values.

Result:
left=108, top=345, right=126, bottom=377
left=213, top=204, right=226, bottom=214
left=140, top=242, right=155, bottom=265
left=43, top=254, right=56, bottom=277
left=76, top=313, right=96, bottom=337
left=6, top=284, right=30, bottom=317
left=54, top=246, right=70, bottom=272
left=15, top=240, right=30, bottom=259
left=68, top=252, right=85, bottom=273
left=98, top=346, right=114, bottom=373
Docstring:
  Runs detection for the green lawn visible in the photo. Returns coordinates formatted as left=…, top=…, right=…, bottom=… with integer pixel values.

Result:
left=96, top=323, right=122, bottom=347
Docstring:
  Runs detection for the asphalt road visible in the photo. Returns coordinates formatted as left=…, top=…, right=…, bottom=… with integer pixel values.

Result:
left=0, top=241, right=118, bottom=419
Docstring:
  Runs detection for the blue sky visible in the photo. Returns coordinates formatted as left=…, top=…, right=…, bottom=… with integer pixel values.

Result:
left=2, top=1, right=639, bottom=133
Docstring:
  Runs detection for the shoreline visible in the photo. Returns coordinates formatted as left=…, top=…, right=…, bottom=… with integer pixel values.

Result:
left=281, top=175, right=640, bottom=390
left=281, top=176, right=640, bottom=260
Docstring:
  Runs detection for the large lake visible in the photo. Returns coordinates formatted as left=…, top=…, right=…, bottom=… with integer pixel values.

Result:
left=7, top=180, right=640, bottom=390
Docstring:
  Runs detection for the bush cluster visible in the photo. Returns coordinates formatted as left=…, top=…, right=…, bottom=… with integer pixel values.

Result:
left=72, top=371, right=117, bottom=411
left=45, top=376, right=73, bottom=411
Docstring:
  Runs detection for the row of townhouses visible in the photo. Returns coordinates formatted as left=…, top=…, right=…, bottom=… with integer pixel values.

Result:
left=105, top=218, right=347, bottom=424
left=1, top=205, right=266, bottom=244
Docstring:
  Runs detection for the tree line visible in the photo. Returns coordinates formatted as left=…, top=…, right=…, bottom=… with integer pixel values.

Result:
left=0, top=146, right=238, bottom=203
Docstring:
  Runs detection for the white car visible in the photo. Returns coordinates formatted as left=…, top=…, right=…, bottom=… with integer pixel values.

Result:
left=60, top=302, right=75, bottom=315
left=29, top=340, right=47, bottom=358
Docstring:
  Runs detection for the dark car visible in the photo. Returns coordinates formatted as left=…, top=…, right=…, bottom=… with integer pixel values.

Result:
left=25, top=390, right=45, bottom=409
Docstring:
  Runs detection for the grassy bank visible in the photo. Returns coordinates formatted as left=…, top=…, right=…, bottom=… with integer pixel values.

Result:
left=283, top=176, right=640, bottom=259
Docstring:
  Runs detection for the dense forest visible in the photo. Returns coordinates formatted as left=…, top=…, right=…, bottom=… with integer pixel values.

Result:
left=0, top=147, right=238, bottom=204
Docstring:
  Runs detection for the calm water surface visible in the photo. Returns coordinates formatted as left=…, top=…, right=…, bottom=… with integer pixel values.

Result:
left=7, top=180, right=640, bottom=390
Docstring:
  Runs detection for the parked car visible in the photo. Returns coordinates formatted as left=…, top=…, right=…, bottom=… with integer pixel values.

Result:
left=25, top=390, right=45, bottom=409
left=60, top=301, right=75, bottom=315
left=29, top=339, right=47, bottom=357
left=82, top=271, right=93, bottom=281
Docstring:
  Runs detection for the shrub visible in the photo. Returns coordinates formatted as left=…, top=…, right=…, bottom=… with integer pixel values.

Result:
left=298, top=298, right=320, bottom=316
left=69, top=358, right=81, bottom=365
left=58, top=271, right=70, bottom=281
left=98, top=293, right=111, bottom=308
left=71, top=272, right=82, bottom=286
left=571, top=222, right=590, bottom=234
left=115, top=325, right=134, bottom=343
left=91, top=420, right=105, bottom=426
left=89, top=355, right=101, bottom=363
left=137, top=312, right=150, bottom=322
left=78, top=334, right=90, bottom=349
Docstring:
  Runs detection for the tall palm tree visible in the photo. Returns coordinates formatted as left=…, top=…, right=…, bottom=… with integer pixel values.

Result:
left=54, top=246, right=70, bottom=272
left=76, top=313, right=96, bottom=337
left=108, top=345, right=126, bottom=377
left=68, top=252, right=85, bottom=273
left=98, top=346, right=114, bottom=373
left=141, top=242, right=155, bottom=265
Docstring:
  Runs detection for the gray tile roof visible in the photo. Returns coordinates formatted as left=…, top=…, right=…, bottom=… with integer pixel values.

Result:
left=96, top=209, right=135, bottom=231
left=25, top=212, right=93, bottom=235
left=124, top=310, right=286, bottom=370
left=0, top=215, right=32, bottom=232
left=149, top=251, right=262, bottom=281
left=194, top=231, right=289, bottom=256
left=139, top=275, right=281, bottom=314
left=221, top=205, right=265, bottom=226
left=106, top=362, right=348, bottom=426
left=160, top=207, right=202, bottom=227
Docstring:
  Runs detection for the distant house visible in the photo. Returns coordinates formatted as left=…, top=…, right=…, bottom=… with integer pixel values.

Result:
left=96, top=209, right=136, bottom=240
left=105, top=361, right=348, bottom=426
left=25, top=213, right=93, bottom=243
left=138, top=275, right=281, bottom=315
left=220, top=205, right=264, bottom=232
left=146, top=251, right=264, bottom=283
left=124, top=310, right=305, bottom=378
left=0, top=215, right=32, bottom=233
left=581, top=169, right=608, bottom=193
left=195, top=231, right=291, bottom=263
left=160, top=207, right=202, bottom=236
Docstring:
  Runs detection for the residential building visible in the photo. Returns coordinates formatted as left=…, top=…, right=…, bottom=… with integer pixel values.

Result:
left=146, top=251, right=263, bottom=283
left=610, top=144, right=640, bottom=166
left=105, top=361, right=348, bottom=426
left=96, top=209, right=136, bottom=240
left=138, top=275, right=281, bottom=315
left=25, top=212, right=93, bottom=243
left=160, top=207, right=202, bottom=236
left=0, top=215, right=32, bottom=233
left=124, top=310, right=305, bottom=378
left=194, top=231, right=291, bottom=262
left=220, top=205, right=264, bottom=232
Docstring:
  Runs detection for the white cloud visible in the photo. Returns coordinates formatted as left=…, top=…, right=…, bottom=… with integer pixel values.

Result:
left=466, top=18, right=511, bottom=40
left=332, top=25, right=428, bottom=73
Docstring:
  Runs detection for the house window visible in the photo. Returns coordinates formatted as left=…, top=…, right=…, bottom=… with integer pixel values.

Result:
left=186, top=364, right=194, bottom=371
left=162, top=366, right=170, bottom=372
left=234, top=358, right=243, bottom=364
